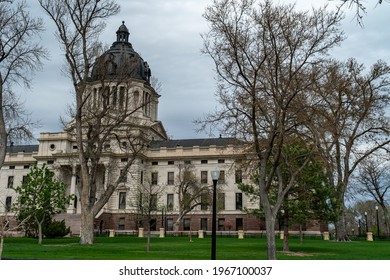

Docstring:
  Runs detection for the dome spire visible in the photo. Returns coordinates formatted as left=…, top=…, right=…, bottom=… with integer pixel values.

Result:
left=116, top=21, right=129, bottom=43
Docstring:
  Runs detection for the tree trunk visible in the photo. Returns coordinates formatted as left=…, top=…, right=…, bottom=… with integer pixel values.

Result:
left=264, top=209, right=277, bottom=260
left=335, top=211, right=350, bottom=241
left=173, top=221, right=179, bottom=233
left=35, top=216, right=44, bottom=245
left=335, top=201, right=350, bottom=242
left=37, top=221, right=43, bottom=245
left=0, top=234, right=3, bottom=260
left=80, top=210, right=95, bottom=244
left=0, top=75, right=8, bottom=169
left=265, top=219, right=277, bottom=260
left=381, top=206, right=390, bottom=237
left=283, top=211, right=289, bottom=252
left=299, top=224, right=303, bottom=243
left=146, top=233, right=151, bottom=252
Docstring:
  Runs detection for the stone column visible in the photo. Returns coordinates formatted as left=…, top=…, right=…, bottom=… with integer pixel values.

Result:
left=67, top=165, right=77, bottom=214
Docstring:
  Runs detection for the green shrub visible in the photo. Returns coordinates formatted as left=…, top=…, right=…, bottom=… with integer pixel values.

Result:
left=43, top=220, right=70, bottom=238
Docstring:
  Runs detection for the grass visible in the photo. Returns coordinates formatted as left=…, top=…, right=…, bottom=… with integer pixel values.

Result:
left=2, top=235, right=390, bottom=260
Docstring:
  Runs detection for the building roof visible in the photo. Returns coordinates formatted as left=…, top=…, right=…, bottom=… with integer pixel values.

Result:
left=4, top=138, right=239, bottom=154
left=90, top=21, right=151, bottom=83
left=149, top=137, right=239, bottom=149
left=6, top=144, right=39, bottom=153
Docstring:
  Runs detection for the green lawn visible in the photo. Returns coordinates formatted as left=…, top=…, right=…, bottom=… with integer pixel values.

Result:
left=2, top=236, right=390, bottom=260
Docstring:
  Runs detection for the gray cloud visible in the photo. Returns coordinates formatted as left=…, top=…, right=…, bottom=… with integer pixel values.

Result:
left=18, top=0, right=390, bottom=141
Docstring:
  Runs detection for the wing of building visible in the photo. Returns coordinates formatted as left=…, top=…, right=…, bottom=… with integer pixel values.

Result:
left=0, top=22, right=325, bottom=237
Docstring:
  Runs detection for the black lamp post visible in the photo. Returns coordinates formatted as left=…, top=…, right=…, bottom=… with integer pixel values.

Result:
left=376, top=206, right=380, bottom=238
left=211, top=168, right=220, bottom=260
left=358, top=219, right=361, bottom=236
left=364, top=212, right=368, bottom=233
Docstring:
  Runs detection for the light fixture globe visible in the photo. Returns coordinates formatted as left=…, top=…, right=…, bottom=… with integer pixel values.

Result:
left=211, top=168, right=220, bottom=181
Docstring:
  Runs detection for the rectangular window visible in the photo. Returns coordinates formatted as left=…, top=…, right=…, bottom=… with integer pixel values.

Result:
left=236, top=218, right=243, bottom=231
left=140, top=171, right=144, bottom=184
left=22, top=176, right=28, bottom=184
left=218, top=159, right=225, bottom=164
left=151, top=172, right=158, bottom=185
left=9, top=166, right=15, bottom=170
left=138, top=194, right=143, bottom=212
left=7, top=176, right=14, bottom=188
left=167, top=172, right=174, bottom=185
left=201, top=193, right=209, bottom=210
left=119, top=169, right=127, bottom=183
left=218, top=218, right=225, bottom=231
left=235, top=193, right=243, bottom=210
left=168, top=161, right=174, bottom=165
left=235, top=169, right=243, bottom=184
left=167, top=194, right=174, bottom=211
left=118, top=192, right=126, bottom=209
left=118, top=217, right=125, bottom=230
left=201, top=160, right=208, bottom=164
left=201, top=218, right=208, bottom=231
left=5, top=196, right=12, bottom=212
left=219, top=170, right=225, bottom=184
left=151, top=194, right=158, bottom=211
left=150, top=219, right=156, bottom=231
left=183, top=218, right=191, bottom=231
left=201, top=171, right=208, bottom=184
left=103, top=86, right=110, bottom=103
left=167, top=218, right=173, bottom=231
left=112, top=88, right=117, bottom=107
left=152, top=161, right=158, bottom=166
left=119, top=87, right=126, bottom=108
left=217, top=193, right=225, bottom=211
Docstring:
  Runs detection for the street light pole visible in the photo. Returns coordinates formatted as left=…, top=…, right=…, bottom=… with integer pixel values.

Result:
left=211, top=168, right=220, bottom=260
left=364, top=212, right=368, bottom=233
left=376, top=206, right=380, bottom=238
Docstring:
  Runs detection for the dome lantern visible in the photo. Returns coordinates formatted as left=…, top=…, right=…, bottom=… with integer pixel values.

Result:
left=116, top=21, right=129, bottom=43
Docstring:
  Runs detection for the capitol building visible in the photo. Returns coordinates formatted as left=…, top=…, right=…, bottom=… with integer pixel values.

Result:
left=0, top=22, right=324, bottom=236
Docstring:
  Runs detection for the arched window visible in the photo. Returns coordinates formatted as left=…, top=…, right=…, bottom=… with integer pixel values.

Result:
left=134, top=91, right=139, bottom=108
left=143, top=91, right=151, bottom=116
left=119, top=87, right=126, bottom=108
left=118, top=192, right=126, bottom=209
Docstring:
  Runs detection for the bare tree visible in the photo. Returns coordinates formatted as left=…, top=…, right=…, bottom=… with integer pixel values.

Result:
left=134, top=179, right=164, bottom=252
left=0, top=0, right=46, bottom=167
left=199, top=0, right=344, bottom=259
left=355, top=156, right=390, bottom=236
left=172, top=162, right=211, bottom=232
left=0, top=200, right=32, bottom=260
left=38, top=0, right=162, bottom=244
left=312, top=58, right=390, bottom=241
left=337, top=0, right=389, bottom=26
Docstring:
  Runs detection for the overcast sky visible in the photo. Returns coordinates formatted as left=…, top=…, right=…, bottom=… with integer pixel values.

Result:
left=20, top=0, right=390, bottom=142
